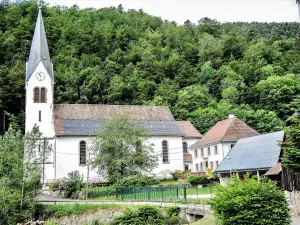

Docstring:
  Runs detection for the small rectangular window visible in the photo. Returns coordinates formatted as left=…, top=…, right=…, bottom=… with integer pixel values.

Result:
left=207, top=147, right=211, bottom=155
left=200, top=163, right=203, bottom=171
left=210, top=161, right=214, bottom=169
left=39, top=111, right=41, bottom=121
left=196, top=163, right=199, bottom=172
left=201, top=148, right=204, bottom=157
left=195, top=150, right=198, bottom=158
left=214, top=146, right=218, bottom=154
left=205, top=161, right=208, bottom=168
left=216, top=161, right=219, bottom=168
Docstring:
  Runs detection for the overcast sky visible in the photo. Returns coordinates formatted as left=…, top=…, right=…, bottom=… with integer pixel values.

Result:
left=46, top=0, right=300, bottom=24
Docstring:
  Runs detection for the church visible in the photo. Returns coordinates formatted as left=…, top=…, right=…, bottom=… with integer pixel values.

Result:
left=25, top=9, right=202, bottom=183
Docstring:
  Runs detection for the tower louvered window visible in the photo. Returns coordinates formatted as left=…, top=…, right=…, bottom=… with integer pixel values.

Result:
left=41, top=88, right=46, bottom=103
left=79, top=141, right=87, bottom=165
left=162, top=140, right=169, bottom=163
left=34, top=87, right=40, bottom=102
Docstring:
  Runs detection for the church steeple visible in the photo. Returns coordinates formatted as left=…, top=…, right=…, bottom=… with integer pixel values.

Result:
left=26, top=8, right=53, bottom=81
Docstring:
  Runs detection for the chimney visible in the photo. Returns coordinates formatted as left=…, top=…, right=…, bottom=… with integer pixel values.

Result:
left=228, top=114, right=235, bottom=119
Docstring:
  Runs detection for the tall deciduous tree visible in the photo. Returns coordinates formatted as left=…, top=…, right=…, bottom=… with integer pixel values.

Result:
left=91, top=116, right=158, bottom=183
left=281, top=114, right=300, bottom=173
left=0, top=125, right=49, bottom=225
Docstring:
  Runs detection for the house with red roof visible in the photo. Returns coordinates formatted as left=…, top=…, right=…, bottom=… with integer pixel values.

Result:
left=190, top=115, right=258, bottom=173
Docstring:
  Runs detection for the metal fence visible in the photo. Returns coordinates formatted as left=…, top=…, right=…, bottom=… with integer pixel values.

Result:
left=87, top=186, right=116, bottom=199
left=116, top=186, right=187, bottom=201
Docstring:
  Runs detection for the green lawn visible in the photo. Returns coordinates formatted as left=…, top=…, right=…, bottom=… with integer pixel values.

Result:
left=186, top=186, right=216, bottom=196
left=158, top=179, right=188, bottom=186
left=190, top=214, right=216, bottom=225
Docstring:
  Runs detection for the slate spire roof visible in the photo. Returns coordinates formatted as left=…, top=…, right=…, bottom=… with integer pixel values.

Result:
left=26, top=8, right=53, bottom=81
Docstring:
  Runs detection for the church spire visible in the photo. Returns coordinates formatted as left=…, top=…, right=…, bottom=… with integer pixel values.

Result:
left=26, top=8, right=53, bottom=81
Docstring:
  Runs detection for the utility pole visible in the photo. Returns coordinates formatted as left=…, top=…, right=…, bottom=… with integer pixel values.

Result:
left=85, top=152, right=90, bottom=200
left=42, top=137, right=46, bottom=186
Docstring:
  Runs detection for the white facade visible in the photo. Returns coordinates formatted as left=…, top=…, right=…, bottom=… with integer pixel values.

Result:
left=190, top=142, right=236, bottom=173
left=50, top=136, right=186, bottom=182
left=25, top=61, right=55, bottom=138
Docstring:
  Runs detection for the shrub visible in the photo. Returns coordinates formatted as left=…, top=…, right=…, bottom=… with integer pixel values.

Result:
left=210, top=175, right=290, bottom=225
left=48, top=179, right=63, bottom=191
left=111, top=205, right=182, bottom=225
left=62, top=171, right=83, bottom=198
left=115, top=174, right=159, bottom=186
left=171, top=170, right=181, bottom=180
left=165, top=206, right=181, bottom=217
left=186, top=175, right=210, bottom=186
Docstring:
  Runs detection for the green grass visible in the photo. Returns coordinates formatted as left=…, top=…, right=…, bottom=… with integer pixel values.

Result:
left=186, top=186, right=216, bottom=196
left=158, top=179, right=188, bottom=186
left=190, top=214, right=216, bottom=225
left=45, top=204, right=132, bottom=218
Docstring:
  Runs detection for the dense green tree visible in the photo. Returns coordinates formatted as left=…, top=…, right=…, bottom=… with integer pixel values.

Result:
left=91, top=116, right=158, bottom=183
left=255, top=76, right=298, bottom=118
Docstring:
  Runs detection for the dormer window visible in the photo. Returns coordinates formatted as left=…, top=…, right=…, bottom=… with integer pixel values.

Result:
left=33, top=87, right=47, bottom=103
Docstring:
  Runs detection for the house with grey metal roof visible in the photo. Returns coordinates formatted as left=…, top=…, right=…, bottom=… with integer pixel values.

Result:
left=24, top=9, right=201, bottom=183
left=215, top=131, right=284, bottom=185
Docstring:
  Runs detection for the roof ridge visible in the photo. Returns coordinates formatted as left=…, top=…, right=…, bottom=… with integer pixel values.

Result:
left=54, top=103, right=169, bottom=108
left=220, top=117, right=235, bottom=142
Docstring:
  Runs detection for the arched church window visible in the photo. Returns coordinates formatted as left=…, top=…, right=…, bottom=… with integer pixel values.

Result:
left=34, top=87, right=40, bottom=102
left=79, top=141, right=87, bottom=165
left=162, top=140, right=169, bottom=163
left=41, top=87, right=46, bottom=103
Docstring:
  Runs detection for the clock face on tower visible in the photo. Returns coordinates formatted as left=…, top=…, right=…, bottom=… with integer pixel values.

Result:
left=36, top=71, right=46, bottom=81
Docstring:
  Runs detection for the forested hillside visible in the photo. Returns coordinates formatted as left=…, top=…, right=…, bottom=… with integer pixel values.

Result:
left=0, top=1, right=300, bottom=134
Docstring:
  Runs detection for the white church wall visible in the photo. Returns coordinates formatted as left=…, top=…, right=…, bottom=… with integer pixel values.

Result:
left=150, top=136, right=184, bottom=174
left=25, top=61, right=55, bottom=138
left=49, top=135, right=185, bottom=182
left=54, top=136, right=98, bottom=182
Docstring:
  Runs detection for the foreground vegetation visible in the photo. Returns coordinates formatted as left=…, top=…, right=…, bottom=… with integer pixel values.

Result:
left=210, top=175, right=290, bottom=225
left=1, top=1, right=300, bottom=135
left=37, top=204, right=133, bottom=218
left=37, top=205, right=183, bottom=225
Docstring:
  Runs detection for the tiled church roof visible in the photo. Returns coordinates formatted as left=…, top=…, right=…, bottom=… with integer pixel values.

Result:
left=54, top=104, right=184, bottom=136
left=54, top=104, right=175, bottom=121
left=55, top=119, right=184, bottom=136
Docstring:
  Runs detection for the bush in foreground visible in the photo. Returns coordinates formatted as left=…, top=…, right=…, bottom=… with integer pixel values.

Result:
left=187, top=175, right=210, bottom=186
left=115, top=174, right=159, bottom=186
left=111, top=206, right=182, bottom=225
left=210, top=175, right=290, bottom=225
